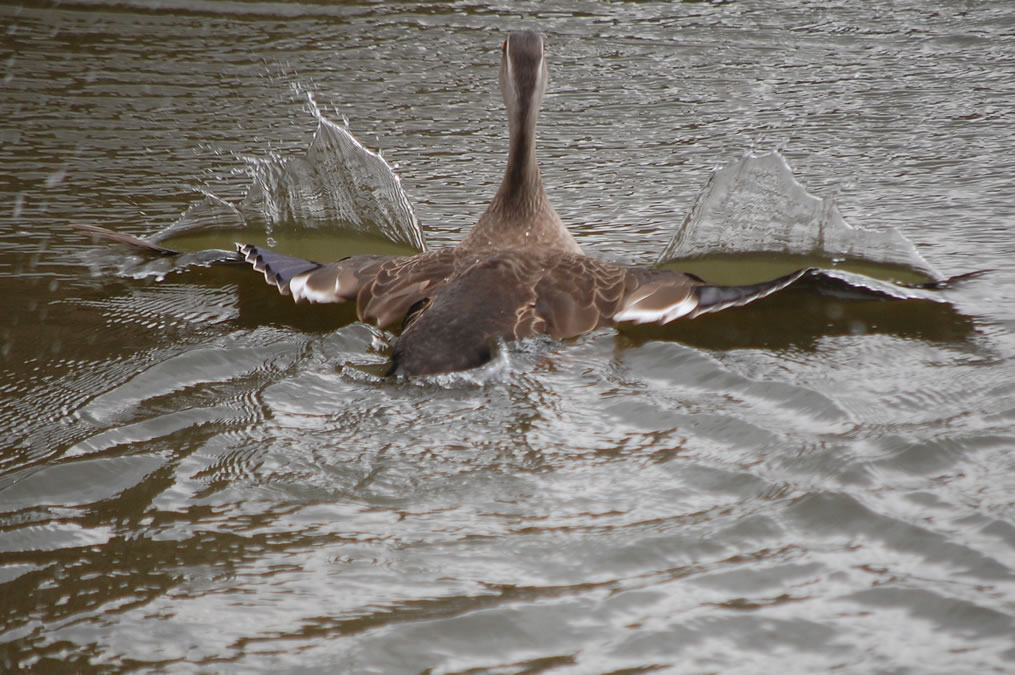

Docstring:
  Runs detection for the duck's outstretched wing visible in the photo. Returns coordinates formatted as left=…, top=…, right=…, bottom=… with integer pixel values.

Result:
left=519, top=258, right=819, bottom=337
left=613, top=267, right=815, bottom=324
left=237, top=244, right=458, bottom=329
left=608, top=264, right=966, bottom=326
left=236, top=243, right=391, bottom=304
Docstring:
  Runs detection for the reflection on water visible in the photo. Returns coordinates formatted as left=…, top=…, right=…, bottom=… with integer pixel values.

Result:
left=2, top=1, right=1015, bottom=673
left=622, top=289, right=979, bottom=351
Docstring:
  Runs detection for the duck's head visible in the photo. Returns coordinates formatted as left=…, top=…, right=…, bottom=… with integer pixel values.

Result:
left=500, top=30, right=548, bottom=136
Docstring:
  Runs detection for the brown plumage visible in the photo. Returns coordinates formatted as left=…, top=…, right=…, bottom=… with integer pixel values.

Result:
left=237, top=242, right=809, bottom=376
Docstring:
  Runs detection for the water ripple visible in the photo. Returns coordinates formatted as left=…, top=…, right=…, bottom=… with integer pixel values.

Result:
left=3, top=2, right=1015, bottom=673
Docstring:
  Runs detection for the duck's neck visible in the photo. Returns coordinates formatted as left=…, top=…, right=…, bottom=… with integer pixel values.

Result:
left=460, top=31, right=582, bottom=256
left=493, top=110, right=546, bottom=217
left=465, top=113, right=580, bottom=255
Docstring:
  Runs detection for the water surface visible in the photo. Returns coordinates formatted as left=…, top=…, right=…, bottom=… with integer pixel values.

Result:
left=2, top=1, right=1015, bottom=673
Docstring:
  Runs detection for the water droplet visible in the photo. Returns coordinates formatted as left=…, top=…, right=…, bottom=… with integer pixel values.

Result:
left=46, top=168, right=66, bottom=188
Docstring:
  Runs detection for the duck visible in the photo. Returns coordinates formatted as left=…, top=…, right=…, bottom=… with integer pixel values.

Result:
left=236, top=30, right=809, bottom=376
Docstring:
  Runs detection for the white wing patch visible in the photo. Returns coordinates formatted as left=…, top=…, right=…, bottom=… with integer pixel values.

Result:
left=238, top=243, right=349, bottom=304
left=289, top=271, right=345, bottom=304
left=613, top=293, right=699, bottom=325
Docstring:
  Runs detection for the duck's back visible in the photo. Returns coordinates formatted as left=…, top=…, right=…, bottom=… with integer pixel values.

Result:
left=388, top=251, right=542, bottom=376
left=388, top=251, right=680, bottom=376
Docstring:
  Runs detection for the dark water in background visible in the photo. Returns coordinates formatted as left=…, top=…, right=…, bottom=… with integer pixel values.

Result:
left=2, top=1, right=1015, bottom=672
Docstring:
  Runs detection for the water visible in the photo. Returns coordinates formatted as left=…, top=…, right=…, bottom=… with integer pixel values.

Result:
left=2, top=1, right=1015, bottom=672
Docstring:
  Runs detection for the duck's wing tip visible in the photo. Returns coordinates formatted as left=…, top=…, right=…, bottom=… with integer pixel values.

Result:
left=236, top=242, right=321, bottom=300
left=691, top=268, right=815, bottom=317
left=67, top=223, right=179, bottom=256
left=613, top=267, right=816, bottom=325
left=236, top=243, right=397, bottom=305
left=903, top=269, right=990, bottom=290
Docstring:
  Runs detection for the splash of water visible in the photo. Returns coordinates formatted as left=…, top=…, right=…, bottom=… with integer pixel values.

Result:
left=237, top=93, right=426, bottom=251
left=657, top=151, right=942, bottom=280
left=153, top=93, right=426, bottom=252
left=152, top=191, right=246, bottom=243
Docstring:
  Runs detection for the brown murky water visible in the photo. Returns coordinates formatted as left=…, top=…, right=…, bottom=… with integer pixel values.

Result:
left=2, top=2, right=1015, bottom=672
